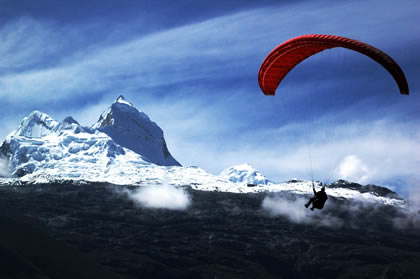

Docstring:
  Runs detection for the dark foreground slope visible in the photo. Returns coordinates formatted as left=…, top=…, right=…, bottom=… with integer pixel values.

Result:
left=0, top=204, right=121, bottom=278
left=0, top=183, right=419, bottom=279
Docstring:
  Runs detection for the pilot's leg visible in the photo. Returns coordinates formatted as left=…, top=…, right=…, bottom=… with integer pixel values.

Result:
left=305, top=198, right=314, bottom=208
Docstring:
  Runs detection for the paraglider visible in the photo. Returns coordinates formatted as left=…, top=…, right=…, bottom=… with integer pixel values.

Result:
left=305, top=182, right=328, bottom=211
left=258, top=34, right=409, bottom=96
left=258, top=35, right=410, bottom=211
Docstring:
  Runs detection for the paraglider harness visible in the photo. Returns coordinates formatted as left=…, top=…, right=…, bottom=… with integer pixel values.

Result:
left=305, top=182, right=328, bottom=211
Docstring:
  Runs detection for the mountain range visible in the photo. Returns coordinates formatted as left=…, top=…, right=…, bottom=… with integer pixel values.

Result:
left=0, top=96, right=405, bottom=207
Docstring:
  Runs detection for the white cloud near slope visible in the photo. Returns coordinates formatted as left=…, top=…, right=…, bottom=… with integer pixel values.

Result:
left=122, top=184, right=192, bottom=210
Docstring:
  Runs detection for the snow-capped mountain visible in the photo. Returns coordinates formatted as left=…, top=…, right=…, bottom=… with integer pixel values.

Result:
left=0, top=96, right=179, bottom=178
left=0, top=96, right=406, bottom=207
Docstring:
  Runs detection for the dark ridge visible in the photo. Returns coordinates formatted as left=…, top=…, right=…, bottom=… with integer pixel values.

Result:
left=328, top=179, right=403, bottom=200
left=0, top=183, right=418, bottom=279
left=0, top=207, right=122, bottom=279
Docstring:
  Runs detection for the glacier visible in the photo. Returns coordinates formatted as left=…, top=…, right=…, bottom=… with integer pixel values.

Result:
left=220, top=163, right=272, bottom=185
left=0, top=96, right=406, bottom=207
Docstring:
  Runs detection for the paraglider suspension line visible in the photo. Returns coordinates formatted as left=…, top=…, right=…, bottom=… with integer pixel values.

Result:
left=306, top=141, right=314, bottom=184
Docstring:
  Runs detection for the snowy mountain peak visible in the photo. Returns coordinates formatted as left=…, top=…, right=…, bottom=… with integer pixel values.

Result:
left=92, top=96, right=180, bottom=166
left=55, top=116, right=85, bottom=134
left=93, top=96, right=149, bottom=130
left=220, top=163, right=271, bottom=185
left=115, top=95, right=133, bottom=106
left=62, top=116, right=79, bottom=125
left=11, top=111, right=58, bottom=138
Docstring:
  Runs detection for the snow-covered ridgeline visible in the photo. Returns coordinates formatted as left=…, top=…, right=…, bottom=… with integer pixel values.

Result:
left=0, top=165, right=406, bottom=207
left=190, top=179, right=406, bottom=207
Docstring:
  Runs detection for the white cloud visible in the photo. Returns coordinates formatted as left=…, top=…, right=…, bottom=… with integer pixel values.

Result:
left=337, top=155, right=370, bottom=183
left=120, top=184, right=191, bottom=210
left=393, top=177, right=420, bottom=229
left=262, top=195, right=308, bottom=223
left=262, top=194, right=343, bottom=228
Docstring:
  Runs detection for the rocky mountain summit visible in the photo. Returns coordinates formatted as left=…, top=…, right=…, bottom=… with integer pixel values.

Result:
left=92, top=95, right=180, bottom=166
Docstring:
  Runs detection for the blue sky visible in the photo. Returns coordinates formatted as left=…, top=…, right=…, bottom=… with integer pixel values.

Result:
left=1, top=0, right=419, bottom=194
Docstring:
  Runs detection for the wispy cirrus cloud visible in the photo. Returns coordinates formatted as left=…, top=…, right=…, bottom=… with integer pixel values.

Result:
left=0, top=0, right=418, bottom=105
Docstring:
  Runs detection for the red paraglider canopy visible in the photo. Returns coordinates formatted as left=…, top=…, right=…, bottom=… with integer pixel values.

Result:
left=258, top=34, right=409, bottom=96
